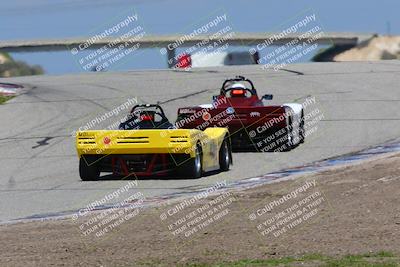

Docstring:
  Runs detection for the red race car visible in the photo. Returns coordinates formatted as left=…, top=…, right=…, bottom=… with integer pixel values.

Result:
left=176, top=76, right=305, bottom=152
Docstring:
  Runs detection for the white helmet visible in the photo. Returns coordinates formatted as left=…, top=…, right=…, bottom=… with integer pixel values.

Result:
left=228, top=83, right=246, bottom=90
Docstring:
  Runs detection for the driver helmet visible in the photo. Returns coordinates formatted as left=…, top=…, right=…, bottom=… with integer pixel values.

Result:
left=228, top=83, right=246, bottom=97
left=228, top=83, right=246, bottom=90
left=139, top=111, right=155, bottom=121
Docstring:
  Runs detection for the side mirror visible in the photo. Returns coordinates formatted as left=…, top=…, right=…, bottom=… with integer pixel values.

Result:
left=262, top=94, right=273, bottom=100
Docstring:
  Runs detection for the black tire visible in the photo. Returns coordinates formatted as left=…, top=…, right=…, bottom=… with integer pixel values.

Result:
left=79, top=156, right=100, bottom=181
left=219, top=139, right=231, bottom=171
left=177, top=144, right=202, bottom=179
left=283, top=116, right=293, bottom=151
left=299, top=111, right=305, bottom=144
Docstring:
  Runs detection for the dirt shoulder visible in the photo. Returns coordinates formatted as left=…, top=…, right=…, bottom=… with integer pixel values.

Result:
left=1, top=153, right=400, bottom=266
left=334, top=36, right=400, bottom=61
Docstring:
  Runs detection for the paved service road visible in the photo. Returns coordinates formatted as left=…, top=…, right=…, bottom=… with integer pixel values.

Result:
left=1, top=61, right=400, bottom=222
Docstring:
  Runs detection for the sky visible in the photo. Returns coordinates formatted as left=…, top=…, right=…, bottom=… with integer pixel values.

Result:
left=1, top=0, right=399, bottom=74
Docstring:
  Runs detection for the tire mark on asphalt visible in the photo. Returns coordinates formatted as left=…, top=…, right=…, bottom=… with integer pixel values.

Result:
left=31, top=137, right=54, bottom=149
left=0, top=84, right=109, bottom=140
left=5, top=136, right=69, bottom=188
left=0, top=135, right=69, bottom=141
left=159, top=89, right=210, bottom=104
left=280, top=68, right=304, bottom=75
left=82, top=83, right=127, bottom=94
left=321, top=118, right=400, bottom=121
left=5, top=97, right=128, bottom=104
left=295, top=70, right=400, bottom=76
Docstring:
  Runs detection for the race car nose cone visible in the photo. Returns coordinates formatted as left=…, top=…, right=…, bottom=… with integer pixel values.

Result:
left=0, top=83, right=24, bottom=96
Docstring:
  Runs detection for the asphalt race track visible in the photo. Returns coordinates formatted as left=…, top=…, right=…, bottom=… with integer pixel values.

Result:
left=1, top=61, right=400, bottom=222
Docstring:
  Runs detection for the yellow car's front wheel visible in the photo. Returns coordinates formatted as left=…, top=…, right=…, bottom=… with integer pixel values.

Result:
left=219, top=139, right=231, bottom=171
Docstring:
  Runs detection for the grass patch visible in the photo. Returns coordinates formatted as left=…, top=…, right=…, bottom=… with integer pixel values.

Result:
left=180, top=252, right=399, bottom=267
left=0, top=95, right=14, bottom=104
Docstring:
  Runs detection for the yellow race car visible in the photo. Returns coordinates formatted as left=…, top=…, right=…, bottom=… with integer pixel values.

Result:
left=76, top=104, right=232, bottom=181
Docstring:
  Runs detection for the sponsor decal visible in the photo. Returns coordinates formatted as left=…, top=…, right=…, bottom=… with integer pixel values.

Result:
left=250, top=111, right=261, bottom=117
left=79, top=132, right=92, bottom=137
left=202, top=112, right=211, bottom=121
left=103, top=136, right=111, bottom=145
left=180, top=109, right=196, bottom=114
left=226, top=107, right=235, bottom=114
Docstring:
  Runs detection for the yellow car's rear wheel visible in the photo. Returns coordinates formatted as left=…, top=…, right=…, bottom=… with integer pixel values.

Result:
left=79, top=156, right=100, bottom=181
left=177, top=144, right=202, bottom=179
